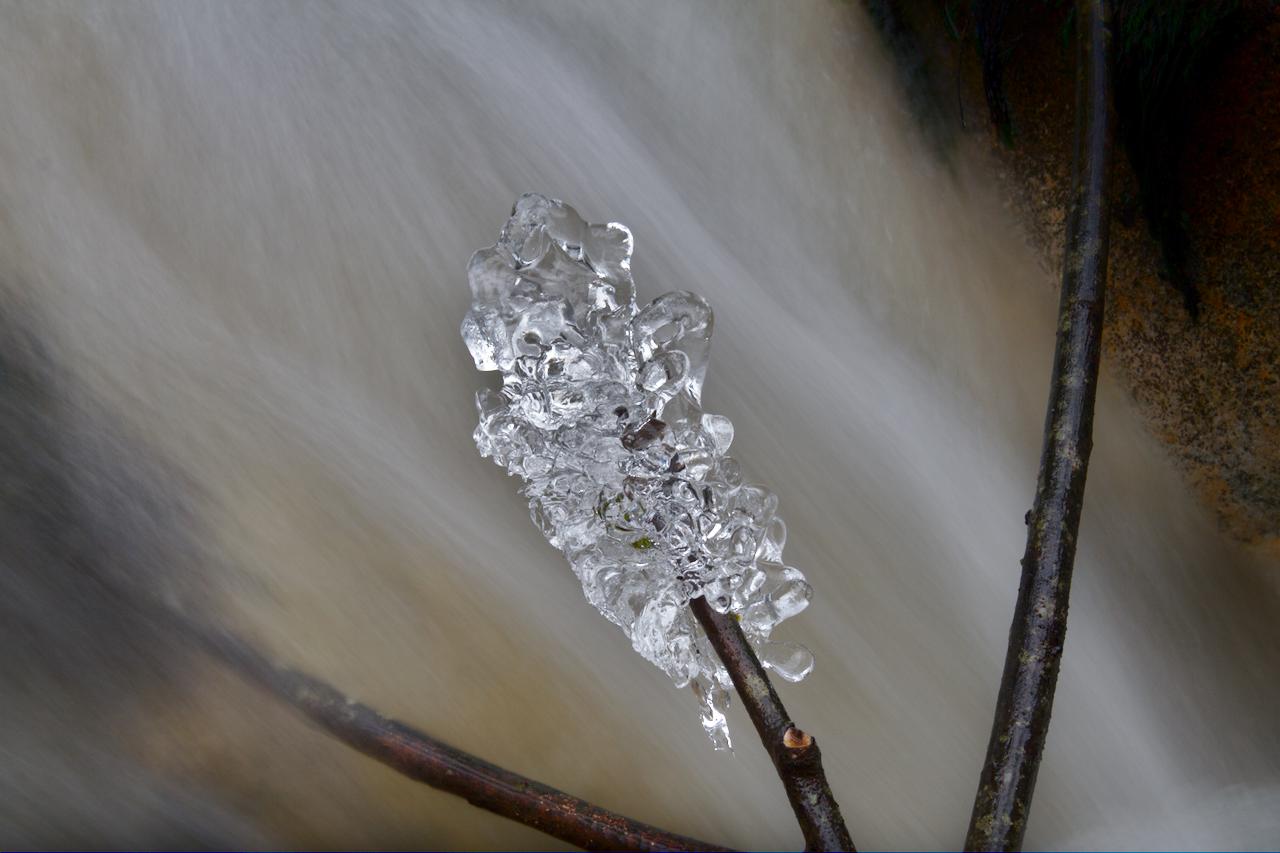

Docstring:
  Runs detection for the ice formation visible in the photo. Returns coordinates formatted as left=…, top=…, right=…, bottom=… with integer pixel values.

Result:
left=461, top=194, right=814, bottom=749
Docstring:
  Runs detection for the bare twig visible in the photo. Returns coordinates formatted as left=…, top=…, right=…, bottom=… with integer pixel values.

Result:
left=189, top=623, right=732, bottom=852
left=690, top=597, right=855, bottom=853
left=965, top=0, right=1113, bottom=849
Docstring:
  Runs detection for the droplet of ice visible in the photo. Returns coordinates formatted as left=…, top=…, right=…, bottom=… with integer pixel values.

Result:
left=759, top=641, right=815, bottom=683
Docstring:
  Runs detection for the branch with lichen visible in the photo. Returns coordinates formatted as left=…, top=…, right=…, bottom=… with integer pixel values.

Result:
left=965, top=0, right=1114, bottom=849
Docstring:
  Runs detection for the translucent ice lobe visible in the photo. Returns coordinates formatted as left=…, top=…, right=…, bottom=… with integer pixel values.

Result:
left=759, top=641, right=815, bottom=682
left=633, top=291, right=713, bottom=402
left=462, top=194, right=815, bottom=749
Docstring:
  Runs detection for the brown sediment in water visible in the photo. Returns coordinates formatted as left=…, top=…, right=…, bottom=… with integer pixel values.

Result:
left=871, top=0, right=1280, bottom=548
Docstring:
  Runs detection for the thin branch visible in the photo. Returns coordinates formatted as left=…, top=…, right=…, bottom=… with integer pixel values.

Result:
left=690, top=597, right=855, bottom=853
left=188, top=623, right=732, bottom=853
left=965, top=1, right=1113, bottom=850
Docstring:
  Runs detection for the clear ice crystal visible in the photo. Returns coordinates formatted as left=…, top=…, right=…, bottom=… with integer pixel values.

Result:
left=462, top=194, right=815, bottom=749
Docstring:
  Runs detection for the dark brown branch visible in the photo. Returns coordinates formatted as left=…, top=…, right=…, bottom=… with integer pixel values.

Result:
left=189, top=623, right=731, bottom=852
left=690, top=597, right=855, bottom=853
left=964, top=0, right=1113, bottom=849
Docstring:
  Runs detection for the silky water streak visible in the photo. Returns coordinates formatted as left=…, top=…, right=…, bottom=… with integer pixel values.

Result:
left=462, top=194, right=814, bottom=748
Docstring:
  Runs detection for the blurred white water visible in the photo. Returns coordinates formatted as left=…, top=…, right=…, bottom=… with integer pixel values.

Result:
left=0, top=1, right=1276, bottom=849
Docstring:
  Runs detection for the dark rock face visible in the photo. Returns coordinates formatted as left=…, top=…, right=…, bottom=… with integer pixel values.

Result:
left=870, top=0, right=1280, bottom=547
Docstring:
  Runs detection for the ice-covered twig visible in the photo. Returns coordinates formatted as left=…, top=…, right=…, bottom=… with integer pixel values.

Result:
left=190, top=622, right=732, bottom=853
left=462, top=194, right=818, bottom=750
left=691, top=597, right=855, bottom=852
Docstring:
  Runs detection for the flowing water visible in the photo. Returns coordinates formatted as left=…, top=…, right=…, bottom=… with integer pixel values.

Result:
left=1, top=2, right=1277, bottom=849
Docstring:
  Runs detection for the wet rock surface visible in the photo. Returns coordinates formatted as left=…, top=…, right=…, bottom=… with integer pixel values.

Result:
left=872, top=0, right=1280, bottom=547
